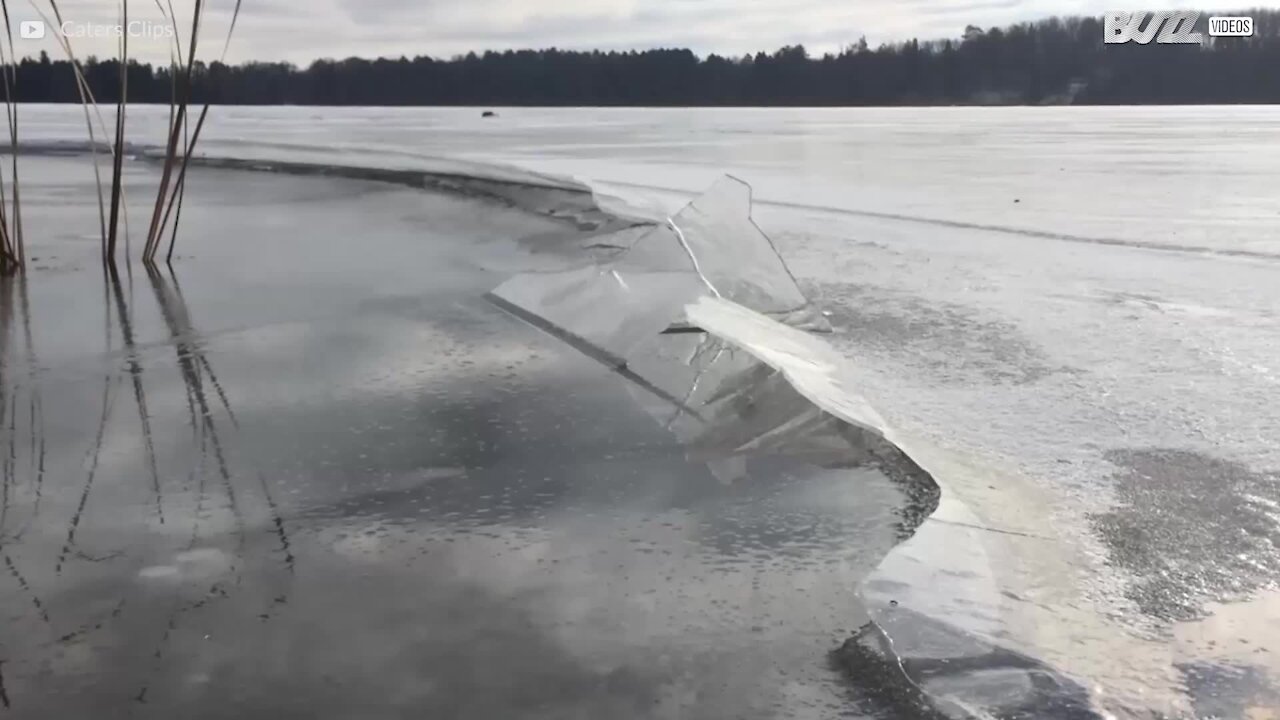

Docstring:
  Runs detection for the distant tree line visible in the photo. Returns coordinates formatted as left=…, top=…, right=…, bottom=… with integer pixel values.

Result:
left=10, top=11, right=1280, bottom=106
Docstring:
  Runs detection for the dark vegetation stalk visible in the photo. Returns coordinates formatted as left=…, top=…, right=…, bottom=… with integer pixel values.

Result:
left=53, top=274, right=117, bottom=575
left=0, top=272, right=45, bottom=544
left=157, top=105, right=206, bottom=257
left=157, top=0, right=183, bottom=261
left=54, top=369, right=114, bottom=575
left=146, top=0, right=241, bottom=264
left=32, top=0, right=242, bottom=268
left=164, top=110, right=190, bottom=263
left=135, top=262, right=294, bottom=704
left=0, top=0, right=20, bottom=273
left=16, top=275, right=43, bottom=522
left=1, top=0, right=21, bottom=268
left=106, top=265, right=163, bottom=524
left=105, top=0, right=129, bottom=266
left=38, top=0, right=139, bottom=266
left=44, top=1, right=110, bottom=255
left=0, top=277, right=12, bottom=532
left=143, top=0, right=203, bottom=264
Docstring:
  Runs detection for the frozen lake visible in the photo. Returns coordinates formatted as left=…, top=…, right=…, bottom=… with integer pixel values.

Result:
left=10, top=104, right=1280, bottom=717
left=23, top=104, right=1280, bottom=259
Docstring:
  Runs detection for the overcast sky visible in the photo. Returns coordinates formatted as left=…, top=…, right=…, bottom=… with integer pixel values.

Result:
left=15, top=0, right=1280, bottom=64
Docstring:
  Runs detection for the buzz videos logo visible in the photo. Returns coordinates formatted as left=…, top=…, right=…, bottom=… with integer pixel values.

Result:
left=1104, top=11, right=1255, bottom=44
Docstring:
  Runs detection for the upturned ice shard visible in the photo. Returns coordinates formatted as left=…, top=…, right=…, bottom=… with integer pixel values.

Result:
left=487, top=175, right=829, bottom=370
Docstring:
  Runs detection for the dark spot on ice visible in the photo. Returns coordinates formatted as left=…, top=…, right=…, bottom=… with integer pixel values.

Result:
left=1101, top=291, right=1165, bottom=312
left=481, top=111, right=497, bottom=118
left=1091, top=448, right=1280, bottom=621
left=805, top=281, right=1065, bottom=385
left=1178, top=662, right=1280, bottom=719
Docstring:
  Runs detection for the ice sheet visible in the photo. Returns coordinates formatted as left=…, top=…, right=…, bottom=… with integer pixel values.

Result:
left=19, top=104, right=1280, bottom=257
left=13, top=103, right=1280, bottom=717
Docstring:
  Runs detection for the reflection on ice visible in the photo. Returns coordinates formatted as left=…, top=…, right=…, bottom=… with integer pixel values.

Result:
left=0, top=161, right=912, bottom=719
left=1, top=154, right=1112, bottom=718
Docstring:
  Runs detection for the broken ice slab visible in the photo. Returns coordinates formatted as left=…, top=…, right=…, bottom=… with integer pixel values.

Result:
left=487, top=174, right=829, bottom=376
left=610, top=298, right=940, bottom=518
left=651, top=175, right=831, bottom=333
left=487, top=265, right=705, bottom=368
left=833, top=610, right=1101, bottom=719
left=624, top=332, right=873, bottom=464
left=684, top=296, right=884, bottom=433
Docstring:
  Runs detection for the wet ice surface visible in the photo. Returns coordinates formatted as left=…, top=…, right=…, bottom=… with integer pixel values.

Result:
left=8, top=105, right=1280, bottom=716
left=0, top=158, right=913, bottom=718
